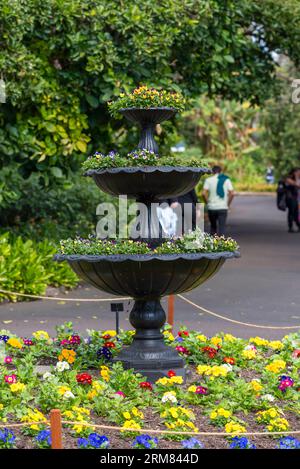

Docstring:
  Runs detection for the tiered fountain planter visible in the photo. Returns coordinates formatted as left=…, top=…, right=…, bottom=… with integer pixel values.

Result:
left=55, top=100, right=239, bottom=381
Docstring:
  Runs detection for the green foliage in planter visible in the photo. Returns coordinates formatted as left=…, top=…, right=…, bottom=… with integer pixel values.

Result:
left=108, top=86, right=185, bottom=117
left=58, top=230, right=239, bottom=256
left=0, top=233, right=78, bottom=302
left=82, top=149, right=207, bottom=172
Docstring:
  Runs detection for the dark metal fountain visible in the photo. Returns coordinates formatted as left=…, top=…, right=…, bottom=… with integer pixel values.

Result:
left=55, top=106, right=239, bottom=381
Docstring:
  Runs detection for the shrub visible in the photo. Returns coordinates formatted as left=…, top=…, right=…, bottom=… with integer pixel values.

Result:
left=0, top=233, right=78, bottom=302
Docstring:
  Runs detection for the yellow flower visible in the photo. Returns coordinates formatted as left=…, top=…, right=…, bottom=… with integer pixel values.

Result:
left=188, top=385, right=197, bottom=393
left=223, top=334, right=237, bottom=343
left=210, top=408, right=231, bottom=419
left=100, top=366, right=110, bottom=382
left=196, top=365, right=210, bottom=375
left=170, top=376, right=183, bottom=384
left=21, top=409, right=47, bottom=431
left=265, top=359, right=286, bottom=373
left=196, top=334, right=207, bottom=342
left=58, top=385, right=71, bottom=396
left=211, top=336, right=222, bottom=347
left=225, top=421, right=246, bottom=435
left=267, top=418, right=289, bottom=432
left=10, top=382, right=25, bottom=393
left=87, top=390, right=97, bottom=400
left=156, top=375, right=183, bottom=386
left=170, top=408, right=179, bottom=419
left=268, top=340, right=284, bottom=351
left=7, top=338, right=22, bottom=349
left=103, top=330, right=117, bottom=337
left=242, top=349, right=256, bottom=360
left=163, top=330, right=175, bottom=341
left=0, top=404, right=3, bottom=410
left=121, top=420, right=141, bottom=431
left=250, top=380, right=263, bottom=393
left=32, top=330, right=49, bottom=340
left=123, top=411, right=131, bottom=420
left=249, top=337, right=269, bottom=347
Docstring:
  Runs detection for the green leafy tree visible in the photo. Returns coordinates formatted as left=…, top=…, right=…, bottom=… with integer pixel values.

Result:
left=1, top=0, right=300, bottom=184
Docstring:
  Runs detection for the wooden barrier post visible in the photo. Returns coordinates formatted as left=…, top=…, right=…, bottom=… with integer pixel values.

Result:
left=50, top=409, right=63, bottom=449
left=167, top=295, right=174, bottom=330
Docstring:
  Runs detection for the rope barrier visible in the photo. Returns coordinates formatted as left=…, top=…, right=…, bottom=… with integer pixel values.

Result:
left=178, top=295, right=300, bottom=330
left=0, top=287, right=299, bottom=331
left=0, top=288, right=130, bottom=302
left=60, top=420, right=300, bottom=437
left=0, top=419, right=299, bottom=438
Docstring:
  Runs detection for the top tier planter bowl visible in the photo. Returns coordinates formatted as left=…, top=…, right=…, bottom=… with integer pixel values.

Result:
left=119, top=107, right=175, bottom=154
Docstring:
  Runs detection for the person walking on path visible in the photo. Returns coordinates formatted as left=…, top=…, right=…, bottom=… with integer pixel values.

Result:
left=202, top=165, right=234, bottom=236
left=285, top=168, right=300, bottom=233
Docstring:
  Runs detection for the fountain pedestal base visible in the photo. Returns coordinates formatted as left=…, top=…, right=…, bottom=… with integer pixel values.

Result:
left=113, top=299, right=185, bottom=381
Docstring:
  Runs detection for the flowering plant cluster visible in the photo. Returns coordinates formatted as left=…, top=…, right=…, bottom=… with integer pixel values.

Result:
left=108, top=86, right=185, bottom=116
left=82, top=148, right=205, bottom=171
left=0, top=324, right=300, bottom=449
left=58, top=230, right=239, bottom=256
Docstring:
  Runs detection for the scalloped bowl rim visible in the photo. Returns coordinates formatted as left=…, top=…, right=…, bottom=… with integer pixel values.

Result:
left=54, top=251, right=240, bottom=263
left=84, top=166, right=211, bottom=176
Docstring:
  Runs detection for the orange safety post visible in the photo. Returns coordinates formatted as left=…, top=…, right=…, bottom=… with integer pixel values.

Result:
left=167, top=295, right=175, bottom=330
left=50, top=409, right=63, bottom=449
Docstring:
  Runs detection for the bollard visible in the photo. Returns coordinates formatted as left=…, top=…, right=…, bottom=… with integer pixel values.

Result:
left=167, top=295, right=174, bottom=330
left=50, top=409, right=63, bottom=449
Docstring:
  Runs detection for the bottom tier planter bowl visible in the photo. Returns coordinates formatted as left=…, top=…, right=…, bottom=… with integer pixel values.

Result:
left=55, top=252, right=239, bottom=381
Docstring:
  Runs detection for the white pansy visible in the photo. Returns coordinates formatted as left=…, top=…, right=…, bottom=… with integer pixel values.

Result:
left=261, top=394, right=275, bottom=402
left=63, top=391, right=75, bottom=399
left=55, top=361, right=70, bottom=372
left=221, top=363, right=233, bottom=372
left=43, top=372, right=54, bottom=380
left=161, top=392, right=177, bottom=403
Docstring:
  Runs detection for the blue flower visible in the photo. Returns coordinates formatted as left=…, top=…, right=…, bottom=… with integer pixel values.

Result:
left=88, top=433, right=109, bottom=449
left=0, top=335, right=9, bottom=342
left=78, top=437, right=89, bottom=448
left=0, top=428, right=16, bottom=446
left=35, top=430, right=51, bottom=446
left=277, top=436, right=300, bottom=449
left=97, top=346, right=112, bottom=361
left=133, top=434, right=158, bottom=449
left=181, top=437, right=203, bottom=449
left=229, top=437, right=256, bottom=449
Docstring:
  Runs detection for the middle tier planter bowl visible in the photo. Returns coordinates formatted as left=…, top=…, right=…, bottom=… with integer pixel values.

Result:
left=55, top=251, right=239, bottom=381
left=85, top=166, right=210, bottom=200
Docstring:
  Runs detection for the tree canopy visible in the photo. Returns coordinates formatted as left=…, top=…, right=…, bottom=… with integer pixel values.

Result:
left=1, top=0, right=300, bottom=182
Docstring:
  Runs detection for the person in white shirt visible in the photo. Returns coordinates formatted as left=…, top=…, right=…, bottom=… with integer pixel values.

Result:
left=202, top=165, right=234, bottom=236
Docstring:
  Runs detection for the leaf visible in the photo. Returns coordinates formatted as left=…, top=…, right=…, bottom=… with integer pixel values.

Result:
left=50, top=167, right=63, bottom=178
left=86, top=94, right=99, bottom=108
left=76, top=141, right=87, bottom=153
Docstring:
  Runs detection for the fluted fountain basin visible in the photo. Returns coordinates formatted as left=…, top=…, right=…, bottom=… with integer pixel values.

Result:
left=54, top=252, right=240, bottom=298
left=85, top=166, right=210, bottom=200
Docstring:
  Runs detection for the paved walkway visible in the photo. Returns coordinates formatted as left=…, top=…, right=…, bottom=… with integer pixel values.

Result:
left=1, top=195, right=299, bottom=338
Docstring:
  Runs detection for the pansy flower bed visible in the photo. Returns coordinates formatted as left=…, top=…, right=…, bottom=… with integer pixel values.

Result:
left=82, top=149, right=206, bottom=172
left=0, top=323, right=299, bottom=449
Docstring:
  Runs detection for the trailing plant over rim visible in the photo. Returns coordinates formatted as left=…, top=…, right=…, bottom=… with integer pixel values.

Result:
left=82, top=149, right=208, bottom=172
left=108, top=86, right=186, bottom=117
